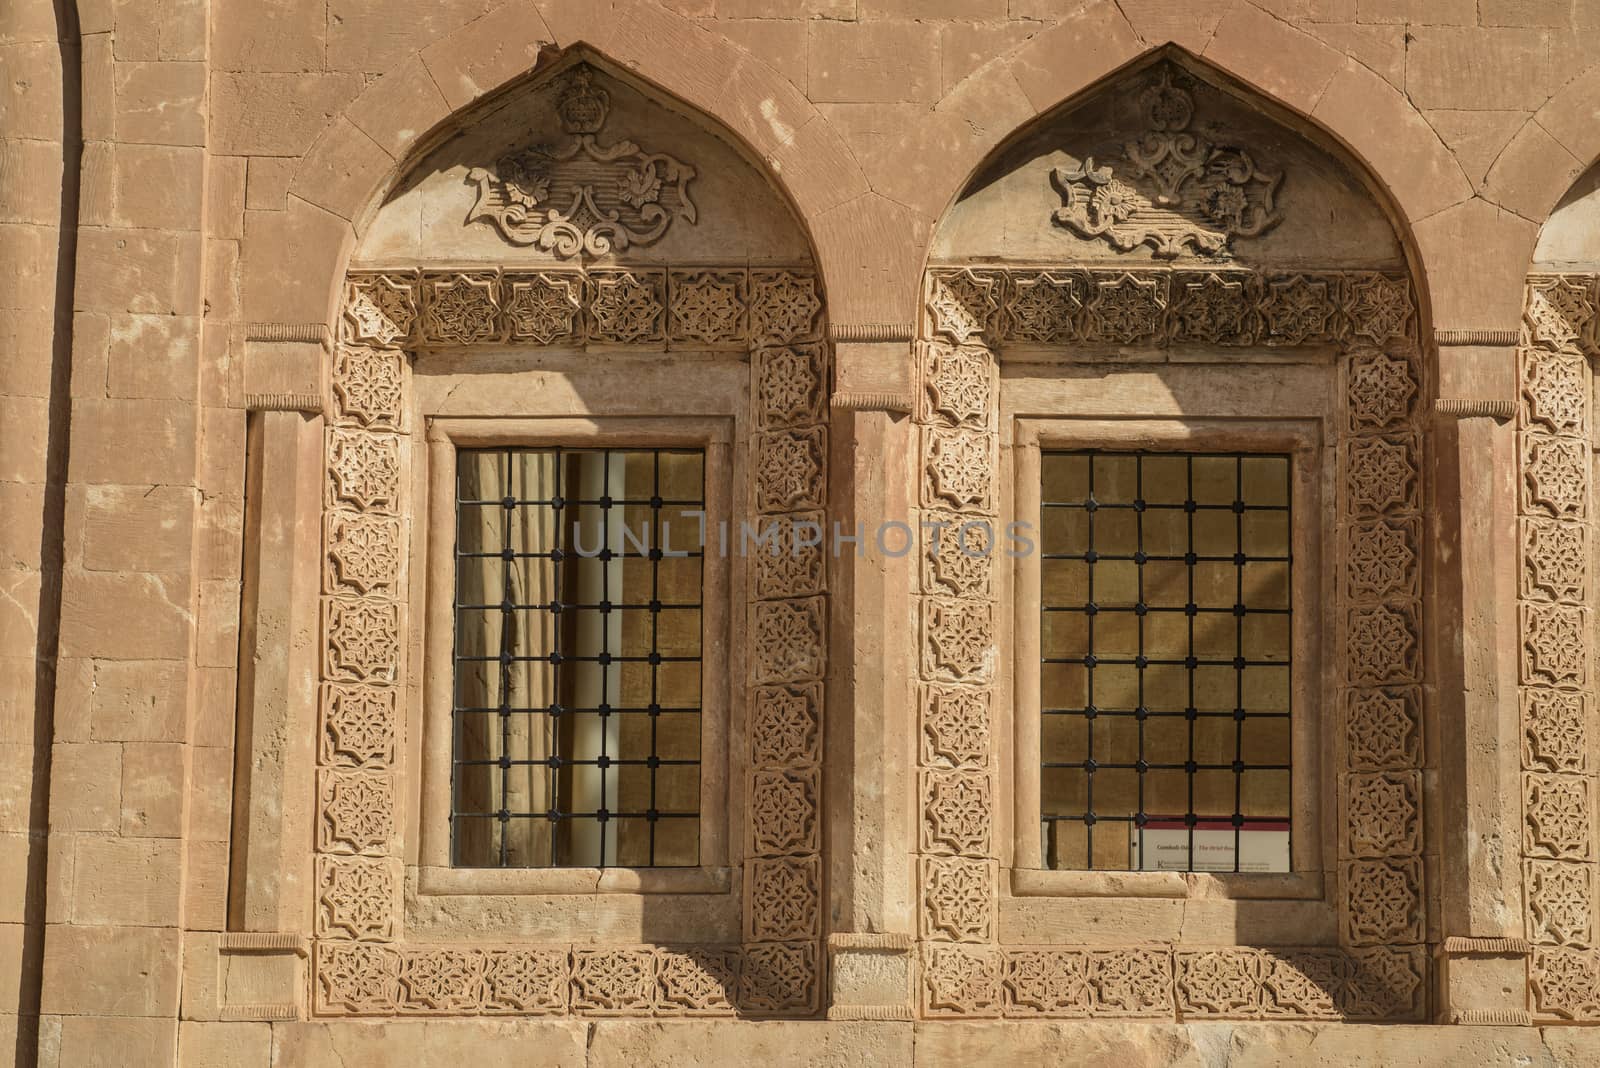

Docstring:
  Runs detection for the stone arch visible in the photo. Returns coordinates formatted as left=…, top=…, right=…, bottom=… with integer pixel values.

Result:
left=908, top=50, right=1435, bottom=1021
left=291, top=44, right=837, bottom=1020
left=867, top=3, right=1470, bottom=330
left=239, top=0, right=868, bottom=333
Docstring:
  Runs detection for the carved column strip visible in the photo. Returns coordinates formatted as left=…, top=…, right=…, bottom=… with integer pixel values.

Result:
left=1333, top=274, right=1431, bottom=1025
left=742, top=269, right=829, bottom=1016
left=1519, top=274, right=1599, bottom=1022
left=916, top=268, right=1005, bottom=1017
left=309, top=272, right=416, bottom=1014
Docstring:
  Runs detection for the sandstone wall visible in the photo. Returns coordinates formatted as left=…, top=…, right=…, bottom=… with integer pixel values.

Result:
left=10, top=1, right=1600, bottom=1065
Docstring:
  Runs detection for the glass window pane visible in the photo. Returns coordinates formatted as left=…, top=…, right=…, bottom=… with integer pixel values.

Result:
left=1040, top=450, right=1293, bottom=873
left=452, top=446, right=705, bottom=869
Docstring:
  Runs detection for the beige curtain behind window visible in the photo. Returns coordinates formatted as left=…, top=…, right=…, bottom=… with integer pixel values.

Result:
left=455, top=451, right=558, bottom=866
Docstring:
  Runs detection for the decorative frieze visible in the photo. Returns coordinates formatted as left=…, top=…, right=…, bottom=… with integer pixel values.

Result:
left=925, top=266, right=1411, bottom=351
left=342, top=266, right=817, bottom=352
left=321, top=944, right=775, bottom=1017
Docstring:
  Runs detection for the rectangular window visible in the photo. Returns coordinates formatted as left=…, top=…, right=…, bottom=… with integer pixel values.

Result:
left=451, top=446, right=705, bottom=869
left=1039, top=450, right=1292, bottom=873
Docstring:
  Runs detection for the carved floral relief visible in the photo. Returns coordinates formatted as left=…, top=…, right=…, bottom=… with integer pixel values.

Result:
left=466, top=65, right=696, bottom=258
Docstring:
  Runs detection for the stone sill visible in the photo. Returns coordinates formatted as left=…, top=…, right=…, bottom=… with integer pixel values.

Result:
left=1009, top=867, right=1324, bottom=900
left=415, top=864, right=734, bottom=896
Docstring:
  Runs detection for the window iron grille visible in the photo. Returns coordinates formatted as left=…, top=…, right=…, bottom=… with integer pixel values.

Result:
left=451, top=446, right=705, bottom=868
left=1039, top=450, right=1293, bottom=873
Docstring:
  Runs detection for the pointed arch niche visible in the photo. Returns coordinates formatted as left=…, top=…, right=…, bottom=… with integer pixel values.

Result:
left=911, top=51, right=1433, bottom=1022
left=276, top=51, right=832, bottom=1019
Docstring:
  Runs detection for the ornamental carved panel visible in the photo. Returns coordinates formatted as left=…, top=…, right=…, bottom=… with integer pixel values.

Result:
left=751, top=512, right=826, bottom=601
left=1532, top=948, right=1600, bottom=1019
left=754, top=428, right=826, bottom=513
left=1344, top=517, right=1420, bottom=602
left=1526, top=859, right=1594, bottom=948
left=323, top=599, right=402, bottom=684
left=325, top=511, right=403, bottom=598
left=1342, top=771, right=1422, bottom=858
left=571, top=949, right=657, bottom=1014
left=319, top=684, right=397, bottom=768
left=421, top=271, right=501, bottom=346
left=328, top=430, right=402, bottom=513
left=317, top=769, right=397, bottom=856
left=920, top=511, right=994, bottom=600
left=1524, top=689, right=1590, bottom=774
left=1049, top=66, right=1281, bottom=259
left=503, top=271, right=583, bottom=345
left=921, top=343, right=994, bottom=429
left=1525, top=774, right=1594, bottom=861
left=668, top=269, right=747, bottom=347
left=1342, top=434, right=1419, bottom=514
left=921, top=856, right=998, bottom=943
left=750, top=270, right=822, bottom=345
left=751, top=598, right=826, bottom=685
left=483, top=950, right=569, bottom=1015
left=747, top=768, right=819, bottom=857
left=921, top=769, right=993, bottom=857
left=316, top=855, right=400, bottom=942
left=1341, top=858, right=1423, bottom=945
left=466, top=65, right=696, bottom=258
left=1345, top=686, right=1422, bottom=771
left=749, top=684, right=821, bottom=769
left=923, top=945, right=1004, bottom=1018
left=755, top=345, right=824, bottom=430
left=921, top=684, right=992, bottom=769
left=745, top=857, right=822, bottom=941
left=332, top=345, right=405, bottom=429
left=922, top=598, right=995, bottom=683
left=922, top=427, right=994, bottom=513
left=345, top=273, right=418, bottom=347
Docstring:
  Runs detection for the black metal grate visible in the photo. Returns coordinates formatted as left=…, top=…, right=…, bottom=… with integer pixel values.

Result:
left=1039, top=450, right=1293, bottom=873
left=451, top=446, right=705, bottom=868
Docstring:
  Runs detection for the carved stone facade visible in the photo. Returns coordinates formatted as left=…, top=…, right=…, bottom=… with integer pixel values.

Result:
left=33, top=13, right=1600, bottom=1059
left=312, top=267, right=827, bottom=1019
left=917, top=263, right=1427, bottom=1022
left=1520, top=274, right=1600, bottom=1022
